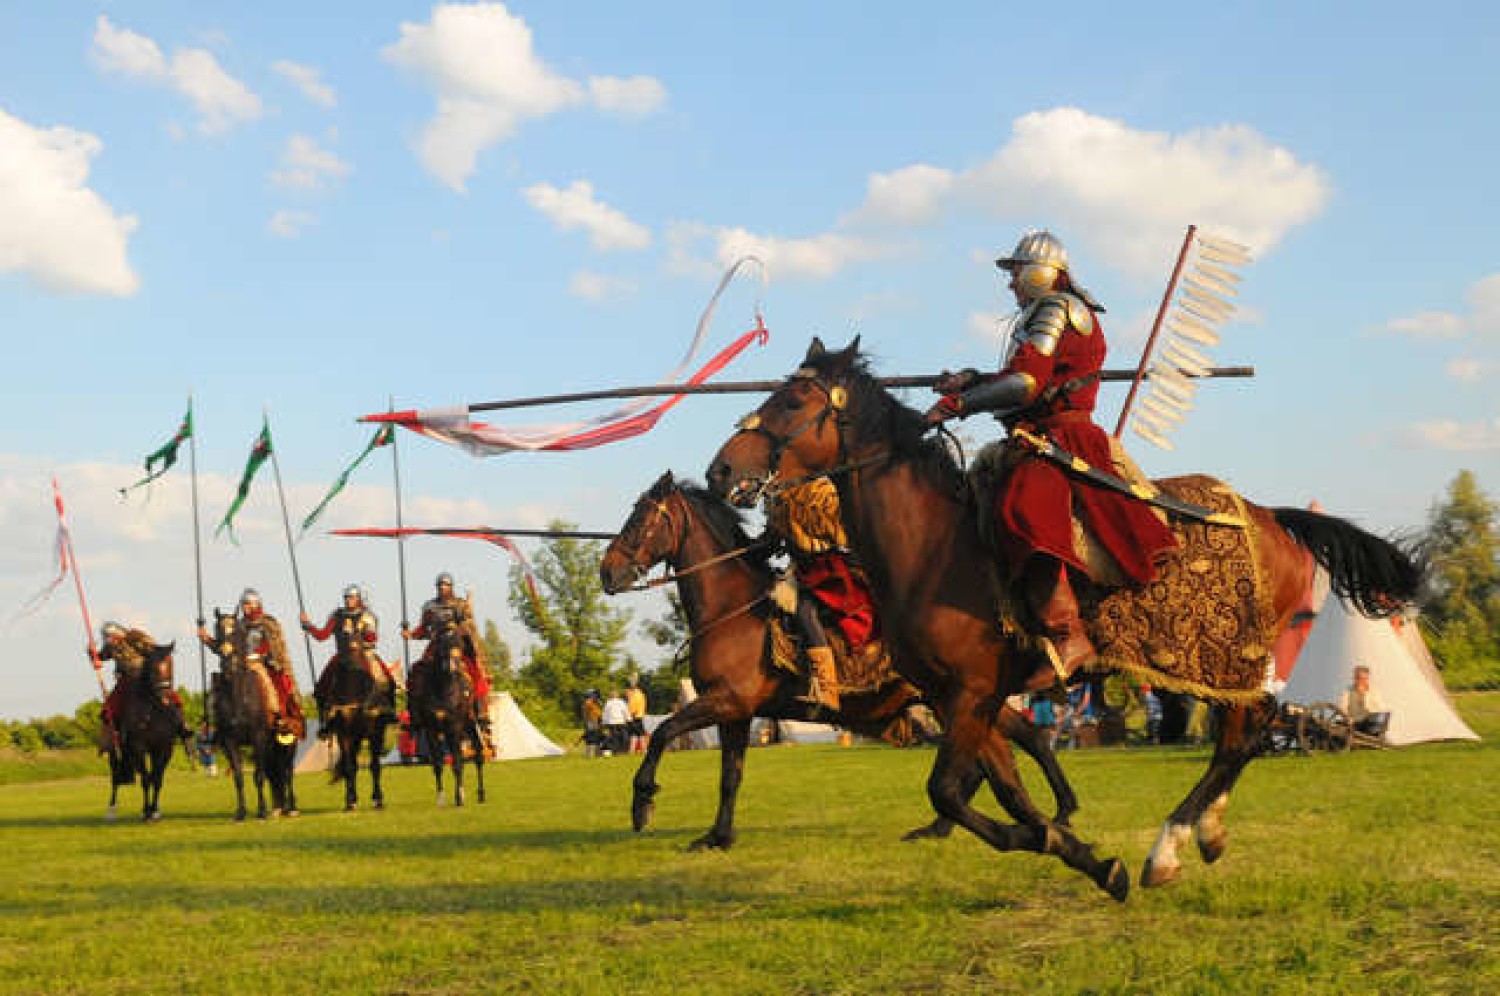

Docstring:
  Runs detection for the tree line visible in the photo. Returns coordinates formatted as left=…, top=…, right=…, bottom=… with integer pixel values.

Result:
left=8, top=472, right=1498, bottom=754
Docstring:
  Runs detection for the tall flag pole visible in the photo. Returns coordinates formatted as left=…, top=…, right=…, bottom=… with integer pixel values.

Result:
left=54, top=479, right=109, bottom=701
left=389, top=398, right=412, bottom=677
left=185, top=396, right=209, bottom=727
left=263, top=412, right=319, bottom=690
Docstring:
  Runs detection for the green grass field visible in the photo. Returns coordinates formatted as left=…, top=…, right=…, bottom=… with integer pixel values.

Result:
left=5, top=694, right=1498, bottom=995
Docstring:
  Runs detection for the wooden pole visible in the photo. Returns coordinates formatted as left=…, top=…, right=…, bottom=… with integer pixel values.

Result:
left=265, top=413, right=318, bottom=690
left=1114, top=225, right=1198, bottom=437
left=54, top=478, right=109, bottom=701
left=388, top=399, right=412, bottom=677
left=187, top=395, right=209, bottom=727
left=359, top=365, right=1253, bottom=422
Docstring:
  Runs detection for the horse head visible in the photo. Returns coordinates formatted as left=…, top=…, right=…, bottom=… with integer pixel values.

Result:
left=600, top=471, right=687, bottom=594
left=708, top=335, right=905, bottom=505
left=144, top=641, right=176, bottom=703
left=208, top=608, right=243, bottom=664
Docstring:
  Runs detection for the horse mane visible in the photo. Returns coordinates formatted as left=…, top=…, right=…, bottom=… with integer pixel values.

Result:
left=800, top=345, right=966, bottom=491
left=652, top=476, right=770, bottom=570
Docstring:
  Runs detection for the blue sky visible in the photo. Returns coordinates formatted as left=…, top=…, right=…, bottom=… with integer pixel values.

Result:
left=2, top=2, right=1497, bottom=719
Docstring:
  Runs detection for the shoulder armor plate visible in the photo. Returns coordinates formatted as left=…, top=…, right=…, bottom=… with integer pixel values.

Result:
left=1022, top=298, right=1068, bottom=356
left=1061, top=292, right=1095, bottom=335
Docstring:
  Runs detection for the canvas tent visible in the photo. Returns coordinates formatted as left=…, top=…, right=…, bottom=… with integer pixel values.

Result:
left=1279, top=597, right=1479, bottom=746
left=295, top=692, right=562, bottom=772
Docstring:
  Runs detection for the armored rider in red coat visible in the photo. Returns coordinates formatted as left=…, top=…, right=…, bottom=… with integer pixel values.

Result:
left=925, top=230, right=1178, bottom=692
left=402, top=573, right=493, bottom=745
left=301, top=584, right=398, bottom=727
left=235, top=588, right=304, bottom=733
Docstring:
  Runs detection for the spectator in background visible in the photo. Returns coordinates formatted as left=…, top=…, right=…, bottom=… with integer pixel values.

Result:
left=1030, top=692, right=1058, bottom=749
left=580, top=690, right=604, bottom=758
left=601, top=689, right=631, bottom=756
left=624, top=678, right=648, bottom=753
left=1339, top=664, right=1391, bottom=738
left=1141, top=685, right=1163, bottom=744
left=195, top=722, right=217, bottom=777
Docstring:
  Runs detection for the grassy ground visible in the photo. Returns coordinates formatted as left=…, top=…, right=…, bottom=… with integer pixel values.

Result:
left=4, top=694, right=1497, bottom=995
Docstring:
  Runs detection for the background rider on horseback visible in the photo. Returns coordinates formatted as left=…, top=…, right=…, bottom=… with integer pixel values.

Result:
left=97, top=621, right=189, bottom=743
left=402, top=573, right=492, bottom=749
left=765, top=478, right=878, bottom=712
left=227, top=588, right=304, bottom=735
left=924, top=230, right=1178, bottom=692
left=301, top=584, right=397, bottom=731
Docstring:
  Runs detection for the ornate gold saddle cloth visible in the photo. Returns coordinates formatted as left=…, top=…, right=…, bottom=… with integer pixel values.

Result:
left=766, top=614, right=900, bottom=696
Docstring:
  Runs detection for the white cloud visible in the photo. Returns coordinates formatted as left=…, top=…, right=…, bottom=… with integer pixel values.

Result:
left=666, top=221, right=900, bottom=281
left=587, top=75, right=667, bottom=116
left=91, top=16, right=262, bottom=135
left=267, top=209, right=317, bottom=238
left=569, top=271, right=637, bottom=301
left=1445, top=358, right=1500, bottom=383
left=1399, top=418, right=1500, bottom=452
left=847, top=164, right=956, bottom=227
left=272, top=59, right=337, bottom=108
left=382, top=3, right=664, bottom=191
left=845, top=107, right=1329, bottom=278
left=270, top=134, right=352, bottom=190
left=0, top=108, right=140, bottom=296
left=967, top=310, right=1009, bottom=348
left=524, top=180, right=650, bottom=251
left=1378, top=273, right=1500, bottom=340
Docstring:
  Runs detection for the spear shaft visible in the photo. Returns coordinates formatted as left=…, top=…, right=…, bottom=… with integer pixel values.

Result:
left=359, top=367, right=1253, bottom=421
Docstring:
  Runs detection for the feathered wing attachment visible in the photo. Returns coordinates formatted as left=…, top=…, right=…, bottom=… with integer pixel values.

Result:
left=1126, top=231, right=1253, bottom=451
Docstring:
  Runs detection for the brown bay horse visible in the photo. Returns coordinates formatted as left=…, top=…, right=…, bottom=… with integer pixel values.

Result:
left=408, top=621, right=486, bottom=807
left=320, top=644, right=395, bottom=812
left=106, top=641, right=186, bottom=822
left=206, top=610, right=300, bottom=821
left=599, top=471, right=1077, bottom=852
left=706, top=338, right=1422, bottom=898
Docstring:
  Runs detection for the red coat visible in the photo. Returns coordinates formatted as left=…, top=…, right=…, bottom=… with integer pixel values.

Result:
left=994, top=301, right=1177, bottom=586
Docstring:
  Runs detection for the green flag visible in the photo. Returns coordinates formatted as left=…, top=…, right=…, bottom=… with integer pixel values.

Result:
left=299, top=424, right=395, bottom=536
left=120, top=401, right=194, bottom=496
left=216, top=418, right=273, bottom=543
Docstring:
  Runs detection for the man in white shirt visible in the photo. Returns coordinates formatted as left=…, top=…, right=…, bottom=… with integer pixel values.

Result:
left=1339, top=665, right=1391, bottom=737
left=600, top=689, right=632, bottom=756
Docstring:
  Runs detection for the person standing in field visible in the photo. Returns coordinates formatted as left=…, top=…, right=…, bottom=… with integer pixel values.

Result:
left=601, top=689, right=631, bottom=756
left=580, top=690, right=604, bottom=758
left=625, top=678, right=648, bottom=753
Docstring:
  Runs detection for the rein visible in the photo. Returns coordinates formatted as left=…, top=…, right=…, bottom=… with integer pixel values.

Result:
left=619, top=539, right=772, bottom=592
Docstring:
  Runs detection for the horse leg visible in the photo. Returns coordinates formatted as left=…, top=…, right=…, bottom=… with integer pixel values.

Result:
left=225, top=744, right=248, bottom=821
left=901, top=763, right=980, bottom=841
left=370, top=726, right=386, bottom=810
left=253, top=750, right=270, bottom=819
left=451, top=727, right=466, bottom=808
left=470, top=722, right=486, bottom=805
left=632, top=694, right=734, bottom=832
left=690, top=718, right=752, bottom=852
left=429, top=732, right=447, bottom=806
left=281, top=749, right=299, bottom=818
left=997, top=704, right=1078, bottom=825
left=1142, top=698, right=1273, bottom=888
left=340, top=733, right=359, bottom=812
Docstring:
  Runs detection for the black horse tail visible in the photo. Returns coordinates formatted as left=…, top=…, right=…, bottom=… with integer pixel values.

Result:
left=1272, top=507, right=1425, bottom=618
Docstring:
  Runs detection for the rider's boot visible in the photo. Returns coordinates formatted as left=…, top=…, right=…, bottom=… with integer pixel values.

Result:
left=806, top=645, right=841, bottom=713
left=1022, top=559, right=1096, bottom=693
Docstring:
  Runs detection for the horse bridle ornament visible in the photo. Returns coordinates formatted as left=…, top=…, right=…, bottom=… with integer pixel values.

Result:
left=726, top=369, right=866, bottom=505
left=613, top=491, right=770, bottom=592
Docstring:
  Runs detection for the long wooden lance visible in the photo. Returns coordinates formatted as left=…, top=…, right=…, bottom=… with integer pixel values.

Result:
left=358, top=366, right=1253, bottom=421
left=332, top=527, right=617, bottom=541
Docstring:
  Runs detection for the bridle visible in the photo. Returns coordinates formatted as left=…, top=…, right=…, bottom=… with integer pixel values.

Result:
left=726, top=368, right=893, bottom=504
left=612, top=489, right=769, bottom=592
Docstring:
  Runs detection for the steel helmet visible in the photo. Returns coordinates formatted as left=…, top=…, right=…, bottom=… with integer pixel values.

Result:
left=101, top=621, right=126, bottom=640
left=435, top=572, right=454, bottom=589
left=343, top=584, right=364, bottom=603
left=996, top=230, right=1069, bottom=301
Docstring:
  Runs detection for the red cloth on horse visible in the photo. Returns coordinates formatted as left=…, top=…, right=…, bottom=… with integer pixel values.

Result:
left=269, top=669, right=302, bottom=719
left=995, top=305, right=1177, bottom=586
left=798, top=550, right=878, bottom=651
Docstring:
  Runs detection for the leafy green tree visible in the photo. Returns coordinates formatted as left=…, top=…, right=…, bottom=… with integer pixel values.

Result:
left=480, top=619, right=515, bottom=683
left=509, top=521, right=632, bottom=716
left=1421, top=470, right=1500, bottom=689
left=639, top=591, right=691, bottom=708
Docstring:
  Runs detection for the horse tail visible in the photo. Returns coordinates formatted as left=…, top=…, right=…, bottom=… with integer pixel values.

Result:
left=1271, top=507, right=1425, bottom=618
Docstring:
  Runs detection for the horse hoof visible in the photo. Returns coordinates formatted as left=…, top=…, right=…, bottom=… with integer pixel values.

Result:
left=284, top=809, right=300, bottom=818
left=1140, top=859, right=1181, bottom=888
left=345, top=802, right=357, bottom=813
left=900, top=822, right=953, bottom=842
left=105, top=806, right=117, bottom=823
left=1197, top=831, right=1228, bottom=865
left=688, top=834, right=732, bottom=852
left=373, top=799, right=384, bottom=811
left=436, top=795, right=446, bottom=808
left=1096, top=858, right=1130, bottom=902
left=632, top=800, right=655, bottom=832
left=234, top=812, right=247, bottom=823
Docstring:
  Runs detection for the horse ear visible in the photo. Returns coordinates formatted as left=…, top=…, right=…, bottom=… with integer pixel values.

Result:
left=805, top=336, right=827, bottom=361
left=845, top=334, right=862, bottom=355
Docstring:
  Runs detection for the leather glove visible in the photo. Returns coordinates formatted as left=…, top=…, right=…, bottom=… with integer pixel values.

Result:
left=923, top=394, right=965, bottom=426
left=933, top=368, right=980, bottom=395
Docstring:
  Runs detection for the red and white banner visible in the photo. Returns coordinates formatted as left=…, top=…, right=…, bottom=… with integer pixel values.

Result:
left=372, top=257, right=768, bottom=456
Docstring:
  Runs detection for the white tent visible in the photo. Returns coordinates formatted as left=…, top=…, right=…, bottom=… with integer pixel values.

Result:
left=488, top=691, right=564, bottom=760
left=296, top=693, right=562, bottom=772
left=1280, top=598, right=1479, bottom=746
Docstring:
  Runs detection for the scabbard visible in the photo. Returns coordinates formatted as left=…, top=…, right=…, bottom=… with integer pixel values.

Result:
left=1009, top=427, right=1244, bottom=527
